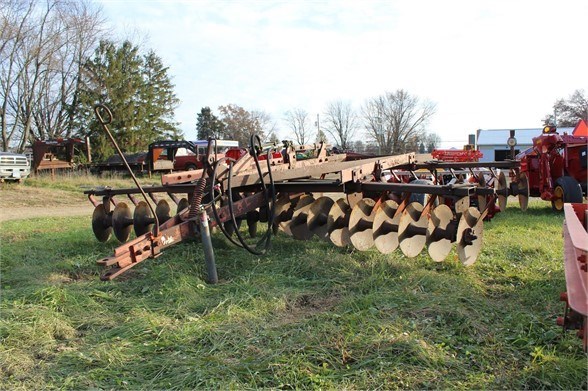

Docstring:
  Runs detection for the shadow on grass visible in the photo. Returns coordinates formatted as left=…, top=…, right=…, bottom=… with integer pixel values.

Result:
left=1, top=213, right=586, bottom=390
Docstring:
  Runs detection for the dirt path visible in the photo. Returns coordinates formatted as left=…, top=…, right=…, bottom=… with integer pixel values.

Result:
left=0, top=203, right=95, bottom=222
left=0, top=186, right=94, bottom=222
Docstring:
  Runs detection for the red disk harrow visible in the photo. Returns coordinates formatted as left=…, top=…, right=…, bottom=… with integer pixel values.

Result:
left=85, top=105, right=531, bottom=282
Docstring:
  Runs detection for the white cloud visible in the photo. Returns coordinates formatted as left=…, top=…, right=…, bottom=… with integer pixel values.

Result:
left=98, top=0, right=588, bottom=147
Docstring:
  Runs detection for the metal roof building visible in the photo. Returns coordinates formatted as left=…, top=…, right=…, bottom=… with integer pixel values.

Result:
left=475, top=127, right=574, bottom=162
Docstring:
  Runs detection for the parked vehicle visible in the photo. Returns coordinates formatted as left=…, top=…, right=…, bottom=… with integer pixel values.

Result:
left=0, top=151, right=31, bottom=182
left=515, top=125, right=587, bottom=211
left=225, top=145, right=283, bottom=162
left=147, top=140, right=239, bottom=172
left=90, top=152, right=148, bottom=175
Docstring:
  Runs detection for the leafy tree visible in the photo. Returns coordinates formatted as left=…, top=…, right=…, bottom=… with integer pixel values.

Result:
left=362, top=89, right=436, bottom=155
left=77, top=40, right=180, bottom=159
left=196, top=106, right=224, bottom=140
left=218, top=103, right=264, bottom=147
left=542, top=89, right=588, bottom=127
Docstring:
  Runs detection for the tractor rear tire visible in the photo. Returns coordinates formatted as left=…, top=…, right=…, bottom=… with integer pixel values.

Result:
left=552, top=176, right=583, bottom=211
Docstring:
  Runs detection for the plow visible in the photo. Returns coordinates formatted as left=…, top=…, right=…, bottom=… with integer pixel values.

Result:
left=85, top=105, right=530, bottom=281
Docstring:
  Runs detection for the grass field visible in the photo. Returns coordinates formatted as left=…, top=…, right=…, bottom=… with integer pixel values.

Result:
left=1, top=179, right=587, bottom=389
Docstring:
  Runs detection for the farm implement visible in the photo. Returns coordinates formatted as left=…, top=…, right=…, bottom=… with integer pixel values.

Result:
left=557, top=203, right=588, bottom=351
left=85, top=105, right=529, bottom=282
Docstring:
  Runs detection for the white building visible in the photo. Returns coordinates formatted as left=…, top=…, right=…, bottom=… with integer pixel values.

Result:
left=475, top=127, right=574, bottom=162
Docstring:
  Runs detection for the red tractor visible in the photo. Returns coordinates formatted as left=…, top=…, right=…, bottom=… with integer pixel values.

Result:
left=515, top=125, right=587, bottom=211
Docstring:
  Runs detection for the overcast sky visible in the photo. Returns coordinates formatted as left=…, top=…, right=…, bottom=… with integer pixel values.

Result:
left=98, top=0, right=587, bottom=148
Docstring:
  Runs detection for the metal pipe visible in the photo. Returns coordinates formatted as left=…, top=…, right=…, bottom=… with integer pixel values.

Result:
left=93, top=104, right=160, bottom=236
left=198, top=207, right=218, bottom=284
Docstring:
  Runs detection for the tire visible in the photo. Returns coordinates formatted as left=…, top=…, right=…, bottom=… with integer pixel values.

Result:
left=552, top=176, right=583, bottom=211
left=185, top=163, right=197, bottom=171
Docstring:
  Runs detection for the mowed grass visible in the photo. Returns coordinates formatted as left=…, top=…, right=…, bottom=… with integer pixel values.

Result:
left=23, top=170, right=164, bottom=193
left=1, top=197, right=587, bottom=389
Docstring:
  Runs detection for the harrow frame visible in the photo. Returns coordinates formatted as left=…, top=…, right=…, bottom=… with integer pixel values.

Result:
left=85, top=103, right=538, bottom=283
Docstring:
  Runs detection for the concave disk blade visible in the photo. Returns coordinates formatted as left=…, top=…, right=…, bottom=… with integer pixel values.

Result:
left=289, top=195, right=316, bottom=240
left=274, top=195, right=300, bottom=236
left=372, top=200, right=399, bottom=254
left=112, top=202, right=133, bottom=242
left=426, top=204, right=454, bottom=262
left=92, top=204, right=112, bottom=242
left=307, top=196, right=335, bottom=241
left=456, top=207, right=484, bottom=266
left=156, top=199, right=171, bottom=224
left=497, top=171, right=508, bottom=212
left=133, top=201, right=154, bottom=236
left=176, top=198, right=189, bottom=215
left=346, top=192, right=363, bottom=209
left=398, top=202, right=428, bottom=258
left=327, top=198, right=351, bottom=247
left=518, top=172, right=529, bottom=211
left=349, top=198, right=376, bottom=251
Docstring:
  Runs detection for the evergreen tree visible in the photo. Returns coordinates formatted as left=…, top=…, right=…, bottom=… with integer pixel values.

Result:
left=316, top=128, right=328, bottom=144
left=141, top=50, right=182, bottom=141
left=268, top=132, right=280, bottom=145
left=77, top=40, right=180, bottom=159
left=196, top=107, right=225, bottom=140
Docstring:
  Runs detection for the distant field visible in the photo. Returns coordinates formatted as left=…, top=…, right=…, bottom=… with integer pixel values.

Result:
left=0, top=180, right=586, bottom=389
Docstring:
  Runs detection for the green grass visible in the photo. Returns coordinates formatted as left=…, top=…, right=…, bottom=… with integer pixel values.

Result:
left=1, top=198, right=587, bottom=389
left=23, top=171, right=163, bottom=193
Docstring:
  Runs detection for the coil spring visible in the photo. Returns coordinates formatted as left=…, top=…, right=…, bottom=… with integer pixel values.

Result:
left=189, top=176, right=207, bottom=219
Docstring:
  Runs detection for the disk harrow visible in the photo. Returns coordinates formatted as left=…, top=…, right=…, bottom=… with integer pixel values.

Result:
left=86, top=104, right=524, bottom=282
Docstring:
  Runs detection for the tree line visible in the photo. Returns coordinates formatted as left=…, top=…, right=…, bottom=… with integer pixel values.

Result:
left=197, top=90, right=442, bottom=155
left=1, top=0, right=180, bottom=160
left=2, top=1, right=586, bottom=160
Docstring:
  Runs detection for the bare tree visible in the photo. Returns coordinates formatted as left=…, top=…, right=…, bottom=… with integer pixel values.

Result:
left=251, top=109, right=276, bottom=143
left=323, top=100, right=358, bottom=150
left=284, top=108, right=312, bottom=145
left=0, top=0, right=104, bottom=151
left=362, top=89, right=436, bottom=155
left=1, top=0, right=36, bottom=150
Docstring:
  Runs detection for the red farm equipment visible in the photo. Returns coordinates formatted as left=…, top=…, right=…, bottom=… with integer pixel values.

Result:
left=431, top=146, right=483, bottom=162
left=84, top=104, right=524, bottom=281
left=557, top=203, right=587, bottom=351
left=32, top=137, right=90, bottom=174
left=77, top=105, right=588, bottom=351
left=514, top=125, right=587, bottom=211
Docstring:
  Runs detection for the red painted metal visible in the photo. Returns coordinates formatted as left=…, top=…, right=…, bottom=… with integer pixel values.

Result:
left=559, top=203, right=588, bottom=351
left=431, top=149, right=483, bottom=162
left=517, top=130, right=587, bottom=200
